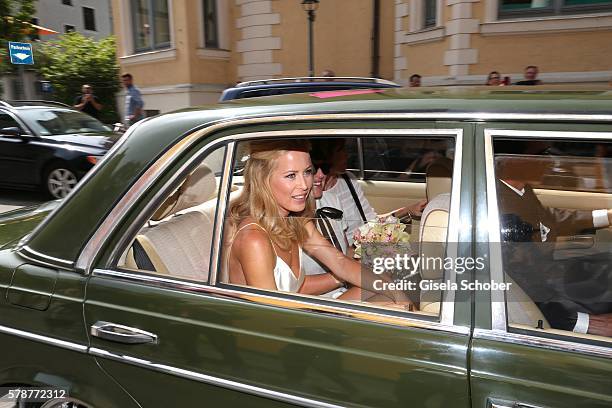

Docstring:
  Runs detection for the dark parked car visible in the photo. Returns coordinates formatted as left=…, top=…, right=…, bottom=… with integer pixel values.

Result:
left=0, top=87, right=611, bottom=408
left=0, top=100, right=120, bottom=199
left=219, top=76, right=400, bottom=101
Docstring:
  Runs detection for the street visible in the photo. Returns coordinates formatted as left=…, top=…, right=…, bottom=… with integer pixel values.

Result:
left=0, top=189, right=47, bottom=213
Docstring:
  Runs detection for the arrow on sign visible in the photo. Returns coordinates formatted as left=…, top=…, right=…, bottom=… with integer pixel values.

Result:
left=13, top=53, right=30, bottom=61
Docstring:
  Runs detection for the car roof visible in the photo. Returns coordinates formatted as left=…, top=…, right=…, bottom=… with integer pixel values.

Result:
left=23, top=85, right=612, bottom=263
left=234, top=76, right=399, bottom=87
left=219, top=77, right=400, bottom=101
left=216, top=85, right=612, bottom=112
left=1, top=100, right=72, bottom=109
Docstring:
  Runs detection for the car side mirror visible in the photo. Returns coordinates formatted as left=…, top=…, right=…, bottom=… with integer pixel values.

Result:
left=0, top=127, right=23, bottom=138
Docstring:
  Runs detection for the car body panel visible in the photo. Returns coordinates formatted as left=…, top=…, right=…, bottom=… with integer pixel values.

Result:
left=470, top=338, right=612, bottom=407
left=85, top=274, right=471, bottom=407
left=0, top=248, right=139, bottom=406
left=470, top=121, right=612, bottom=408
left=78, top=119, right=474, bottom=407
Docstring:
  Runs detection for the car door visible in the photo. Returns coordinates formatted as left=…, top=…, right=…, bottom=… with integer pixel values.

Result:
left=83, top=120, right=475, bottom=407
left=470, top=123, right=612, bottom=408
left=0, top=111, right=39, bottom=186
left=0, top=236, right=139, bottom=407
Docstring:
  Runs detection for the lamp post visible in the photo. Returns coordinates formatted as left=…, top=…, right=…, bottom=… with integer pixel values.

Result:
left=301, top=0, right=319, bottom=77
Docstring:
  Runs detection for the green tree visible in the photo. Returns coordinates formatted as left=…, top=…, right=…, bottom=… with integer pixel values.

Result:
left=38, top=32, right=121, bottom=124
left=0, top=0, right=36, bottom=93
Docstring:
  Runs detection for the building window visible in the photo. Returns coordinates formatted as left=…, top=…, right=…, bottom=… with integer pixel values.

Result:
left=424, top=0, right=437, bottom=28
left=83, top=7, right=96, bottom=31
left=203, top=0, right=219, bottom=48
left=499, top=0, right=612, bottom=18
left=64, top=24, right=75, bottom=33
left=62, top=0, right=73, bottom=5
left=131, top=0, right=171, bottom=53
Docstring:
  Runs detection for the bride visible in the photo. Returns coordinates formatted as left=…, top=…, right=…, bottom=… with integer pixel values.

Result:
left=224, top=139, right=414, bottom=308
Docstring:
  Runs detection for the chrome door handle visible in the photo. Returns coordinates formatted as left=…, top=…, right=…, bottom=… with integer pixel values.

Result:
left=90, top=321, right=158, bottom=344
left=489, top=399, right=544, bottom=408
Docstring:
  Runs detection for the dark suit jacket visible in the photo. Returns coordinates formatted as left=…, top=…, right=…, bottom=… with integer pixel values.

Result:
left=497, top=180, right=611, bottom=330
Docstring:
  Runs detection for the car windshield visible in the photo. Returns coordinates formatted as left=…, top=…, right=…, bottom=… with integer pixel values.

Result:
left=18, top=109, right=111, bottom=136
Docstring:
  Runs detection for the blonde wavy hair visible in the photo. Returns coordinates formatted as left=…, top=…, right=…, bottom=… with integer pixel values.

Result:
left=229, top=139, right=315, bottom=250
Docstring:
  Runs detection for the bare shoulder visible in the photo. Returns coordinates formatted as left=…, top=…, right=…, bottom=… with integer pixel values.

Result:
left=233, top=221, right=275, bottom=260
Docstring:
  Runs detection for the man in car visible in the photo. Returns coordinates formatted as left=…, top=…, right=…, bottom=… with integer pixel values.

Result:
left=495, top=141, right=612, bottom=337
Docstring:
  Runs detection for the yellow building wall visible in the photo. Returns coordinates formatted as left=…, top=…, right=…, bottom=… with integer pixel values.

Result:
left=403, top=40, right=449, bottom=77
left=471, top=31, right=612, bottom=75
left=272, top=0, right=376, bottom=77
left=113, top=0, right=231, bottom=87
left=379, top=1, right=396, bottom=80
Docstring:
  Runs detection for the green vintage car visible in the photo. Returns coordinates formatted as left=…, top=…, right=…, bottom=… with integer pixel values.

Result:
left=0, top=87, right=611, bottom=408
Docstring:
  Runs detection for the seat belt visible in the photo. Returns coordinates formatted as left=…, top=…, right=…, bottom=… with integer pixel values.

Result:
left=315, top=207, right=343, bottom=251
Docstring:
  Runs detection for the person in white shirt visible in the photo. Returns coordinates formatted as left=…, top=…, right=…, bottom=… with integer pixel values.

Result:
left=303, top=139, right=426, bottom=278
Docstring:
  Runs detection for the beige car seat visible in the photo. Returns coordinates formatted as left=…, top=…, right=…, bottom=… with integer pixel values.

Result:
left=125, top=164, right=218, bottom=281
left=418, top=193, right=450, bottom=314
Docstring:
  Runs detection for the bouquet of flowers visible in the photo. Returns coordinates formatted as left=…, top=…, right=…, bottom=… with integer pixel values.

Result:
left=353, top=215, right=411, bottom=259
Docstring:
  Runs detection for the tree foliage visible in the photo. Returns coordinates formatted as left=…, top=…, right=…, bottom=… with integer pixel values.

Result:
left=38, top=32, right=121, bottom=123
left=0, top=0, right=36, bottom=87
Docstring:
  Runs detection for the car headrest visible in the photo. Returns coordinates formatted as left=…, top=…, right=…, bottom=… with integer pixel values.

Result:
left=426, top=157, right=453, bottom=201
left=152, top=164, right=216, bottom=221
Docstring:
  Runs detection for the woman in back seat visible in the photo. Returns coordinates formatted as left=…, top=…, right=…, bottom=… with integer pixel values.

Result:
left=223, top=140, right=415, bottom=309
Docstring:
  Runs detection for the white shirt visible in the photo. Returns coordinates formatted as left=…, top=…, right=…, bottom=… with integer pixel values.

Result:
left=303, top=172, right=377, bottom=276
left=323, top=172, right=376, bottom=246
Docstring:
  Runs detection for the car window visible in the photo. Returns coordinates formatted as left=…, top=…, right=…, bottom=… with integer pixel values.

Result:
left=0, top=113, right=22, bottom=130
left=18, top=109, right=110, bottom=135
left=492, top=136, right=612, bottom=343
left=217, top=135, right=459, bottom=320
left=116, top=145, right=226, bottom=282
left=362, top=137, right=455, bottom=181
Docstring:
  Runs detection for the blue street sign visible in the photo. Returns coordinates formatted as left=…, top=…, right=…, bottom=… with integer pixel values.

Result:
left=8, top=42, right=34, bottom=65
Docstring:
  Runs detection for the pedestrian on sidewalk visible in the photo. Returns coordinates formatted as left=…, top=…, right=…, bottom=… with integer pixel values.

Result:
left=121, top=73, right=144, bottom=127
left=73, top=84, right=102, bottom=119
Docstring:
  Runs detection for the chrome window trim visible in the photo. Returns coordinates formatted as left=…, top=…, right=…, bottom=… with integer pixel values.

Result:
left=473, top=328, right=612, bottom=359
left=92, top=268, right=470, bottom=335
left=0, top=323, right=88, bottom=353
left=483, top=128, right=612, bottom=351
left=483, top=129, right=507, bottom=331
left=208, top=142, right=235, bottom=286
left=89, top=346, right=345, bottom=408
left=86, top=125, right=464, bottom=329
left=441, top=127, right=464, bottom=326
left=20, top=245, right=74, bottom=266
